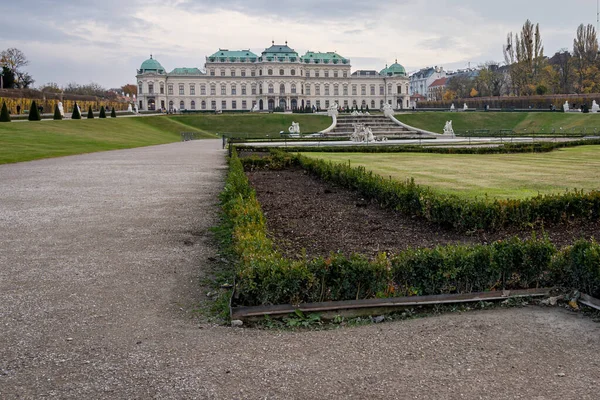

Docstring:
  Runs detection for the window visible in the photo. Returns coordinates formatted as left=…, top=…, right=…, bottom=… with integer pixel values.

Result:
left=232, top=100, right=237, bottom=109
left=353, top=100, right=357, bottom=106
left=191, top=100, right=196, bottom=110
left=148, top=82, right=154, bottom=94
left=370, top=85, right=375, bottom=96
left=168, top=84, right=173, bottom=95
left=179, top=84, right=184, bottom=95
left=334, top=84, right=339, bottom=96
left=259, top=69, right=262, bottom=76
left=220, top=69, right=225, bottom=76
left=343, top=85, right=348, bottom=96
left=211, top=100, right=216, bottom=110
left=361, top=85, right=366, bottom=96
left=334, top=71, right=338, bottom=78
left=221, top=100, right=227, bottom=109
left=371, top=100, right=375, bottom=108
left=231, top=84, right=237, bottom=95
left=160, top=82, right=164, bottom=94
left=268, top=84, right=274, bottom=94
left=361, top=100, right=366, bottom=107
left=324, top=70, right=329, bottom=78
left=221, top=85, right=226, bottom=95
left=280, top=83, right=285, bottom=94
left=251, top=85, right=257, bottom=95
left=291, top=69, right=296, bottom=76
left=315, top=84, right=321, bottom=95
left=190, top=84, right=195, bottom=95
left=209, top=69, right=215, bottom=76
left=210, top=85, right=216, bottom=95
left=241, top=69, right=246, bottom=77
left=180, top=100, right=185, bottom=109
left=315, top=70, right=320, bottom=78
left=305, top=84, right=311, bottom=95
left=325, top=100, right=330, bottom=108
left=388, top=84, right=393, bottom=95
left=201, top=100, right=206, bottom=110
left=200, top=85, right=206, bottom=95
left=291, top=84, right=296, bottom=94
left=343, top=100, right=349, bottom=108
left=316, top=100, right=321, bottom=109
left=268, top=69, right=273, bottom=76
left=241, top=85, right=247, bottom=95
left=251, top=69, right=256, bottom=77
left=279, top=69, right=284, bottom=76
left=352, top=85, right=357, bottom=96
left=324, top=84, right=330, bottom=96
left=306, top=100, right=311, bottom=108
left=259, top=85, right=263, bottom=94
left=398, top=85, right=402, bottom=94
left=252, top=100, right=256, bottom=109
left=231, top=69, right=236, bottom=77
left=306, top=70, right=310, bottom=77
left=380, top=85, right=384, bottom=95
left=343, top=71, right=348, bottom=78
left=242, top=100, right=247, bottom=109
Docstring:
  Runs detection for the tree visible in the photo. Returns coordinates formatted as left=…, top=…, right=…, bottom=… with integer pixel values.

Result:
left=0, top=66, right=15, bottom=89
left=28, top=101, right=41, bottom=121
left=548, top=50, right=576, bottom=94
left=475, top=62, right=505, bottom=97
left=53, top=104, right=62, bottom=120
left=503, top=20, right=545, bottom=95
left=443, top=89, right=457, bottom=101
left=40, top=82, right=63, bottom=94
left=447, top=75, right=472, bottom=98
left=110, top=107, right=116, bottom=118
left=0, top=101, right=11, bottom=122
left=72, top=103, right=81, bottom=120
left=0, top=48, right=34, bottom=88
left=573, top=24, right=599, bottom=93
left=121, top=84, right=137, bottom=97
left=99, top=106, right=106, bottom=118
left=87, top=106, right=94, bottom=119
left=469, top=87, right=479, bottom=97
left=64, top=82, right=110, bottom=98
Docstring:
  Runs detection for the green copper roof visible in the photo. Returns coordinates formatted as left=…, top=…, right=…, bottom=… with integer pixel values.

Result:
left=169, top=67, right=203, bottom=75
left=381, top=60, right=407, bottom=76
left=260, top=43, right=299, bottom=61
left=301, top=51, right=349, bottom=64
left=208, top=49, right=258, bottom=62
left=140, top=56, right=165, bottom=73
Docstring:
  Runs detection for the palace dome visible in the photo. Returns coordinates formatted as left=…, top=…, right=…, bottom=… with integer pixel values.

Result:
left=381, top=60, right=407, bottom=76
left=139, top=56, right=165, bottom=73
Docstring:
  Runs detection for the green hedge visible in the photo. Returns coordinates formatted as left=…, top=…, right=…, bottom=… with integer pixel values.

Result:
left=223, top=150, right=600, bottom=307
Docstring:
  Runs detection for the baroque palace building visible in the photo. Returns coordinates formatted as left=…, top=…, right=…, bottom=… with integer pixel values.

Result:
left=136, top=41, right=410, bottom=112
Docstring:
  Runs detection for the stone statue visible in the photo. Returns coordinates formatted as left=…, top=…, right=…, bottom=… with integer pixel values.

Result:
left=450, top=103, right=455, bottom=111
left=463, top=103, right=468, bottom=111
left=350, top=123, right=375, bottom=142
left=443, top=120, right=455, bottom=136
left=351, top=110, right=359, bottom=116
left=127, top=104, right=133, bottom=113
left=382, top=103, right=394, bottom=118
left=288, top=121, right=301, bottom=135
left=327, top=102, right=339, bottom=117
left=251, top=104, right=259, bottom=112
left=563, top=101, right=570, bottom=112
left=57, top=102, right=64, bottom=117
left=76, top=104, right=81, bottom=116
left=592, top=101, right=599, bottom=113
left=134, top=104, right=138, bottom=113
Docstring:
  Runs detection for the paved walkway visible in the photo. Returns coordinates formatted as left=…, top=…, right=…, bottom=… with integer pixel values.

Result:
left=1, top=141, right=599, bottom=399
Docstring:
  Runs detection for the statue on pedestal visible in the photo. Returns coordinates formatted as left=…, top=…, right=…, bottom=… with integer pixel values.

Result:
left=57, top=102, right=64, bottom=117
left=288, top=121, right=301, bottom=135
left=592, top=100, right=599, bottom=113
left=563, top=101, right=570, bottom=112
left=463, top=103, right=468, bottom=111
left=443, top=120, right=455, bottom=136
left=450, top=103, right=455, bottom=112
left=127, top=104, right=133, bottom=113
left=251, top=104, right=259, bottom=112
left=382, top=103, right=394, bottom=118
left=327, top=102, right=339, bottom=117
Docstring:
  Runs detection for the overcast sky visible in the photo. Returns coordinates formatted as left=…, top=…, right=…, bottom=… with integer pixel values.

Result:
left=2, top=0, right=598, bottom=89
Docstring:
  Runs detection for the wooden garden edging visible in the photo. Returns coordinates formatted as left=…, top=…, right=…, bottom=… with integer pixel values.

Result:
left=231, top=288, right=552, bottom=321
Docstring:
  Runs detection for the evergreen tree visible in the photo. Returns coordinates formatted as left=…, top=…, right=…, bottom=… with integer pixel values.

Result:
left=53, top=104, right=62, bottom=120
left=99, top=106, right=106, bottom=118
left=0, top=101, right=11, bottom=122
left=110, top=107, right=116, bottom=118
left=87, top=106, right=94, bottom=119
left=28, top=101, right=41, bottom=121
left=72, top=103, right=81, bottom=119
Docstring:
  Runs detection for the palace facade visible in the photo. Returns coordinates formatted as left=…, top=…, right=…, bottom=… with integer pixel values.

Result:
left=136, top=42, right=410, bottom=112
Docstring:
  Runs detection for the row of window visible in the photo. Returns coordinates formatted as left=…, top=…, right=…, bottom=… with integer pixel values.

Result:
left=139, top=82, right=409, bottom=96
left=166, top=98, right=397, bottom=111
left=207, top=68, right=350, bottom=78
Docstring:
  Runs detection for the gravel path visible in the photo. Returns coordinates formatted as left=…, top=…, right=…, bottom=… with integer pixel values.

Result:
left=1, top=141, right=599, bottom=399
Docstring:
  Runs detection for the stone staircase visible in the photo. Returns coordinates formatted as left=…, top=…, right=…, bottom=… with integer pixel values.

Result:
left=327, top=115, right=421, bottom=138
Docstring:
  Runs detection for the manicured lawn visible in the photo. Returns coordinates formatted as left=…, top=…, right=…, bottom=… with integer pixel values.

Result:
left=397, top=112, right=600, bottom=134
left=303, top=146, right=600, bottom=199
left=172, top=113, right=331, bottom=137
left=0, top=116, right=215, bottom=164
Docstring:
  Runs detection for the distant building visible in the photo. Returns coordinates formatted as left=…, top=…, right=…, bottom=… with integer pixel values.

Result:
left=427, top=77, right=449, bottom=101
left=409, top=66, right=446, bottom=97
left=135, top=42, right=411, bottom=112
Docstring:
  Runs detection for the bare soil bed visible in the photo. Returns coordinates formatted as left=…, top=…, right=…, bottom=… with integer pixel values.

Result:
left=246, top=167, right=600, bottom=259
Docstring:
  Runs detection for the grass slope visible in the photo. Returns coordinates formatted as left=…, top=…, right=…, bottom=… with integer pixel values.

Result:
left=303, top=146, right=600, bottom=199
left=172, top=114, right=331, bottom=137
left=0, top=116, right=215, bottom=165
left=397, top=112, right=600, bottom=134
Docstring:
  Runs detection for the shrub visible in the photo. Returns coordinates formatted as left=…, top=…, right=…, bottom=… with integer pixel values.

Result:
left=28, top=101, right=41, bottom=121
left=53, top=104, right=62, bottom=120
left=110, top=107, right=116, bottom=118
left=551, top=240, right=600, bottom=297
left=99, top=106, right=106, bottom=118
left=72, top=103, right=81, bottom=120
left=87, top=106, right=94, bottom=119
left=0, top=101, right=10, bottom=122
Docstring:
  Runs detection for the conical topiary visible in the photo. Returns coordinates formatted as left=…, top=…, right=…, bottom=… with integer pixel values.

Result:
left=87, top=106, right=94, bottom=119
left=99, top=106, right=106, bottom=118
left=28, top=101, right=41, bottom=121
left=53, top=104, right=62, bottom=120
left=72, top=103, right=81, bottom=119
left=110, top=107, right=116, bottom=118
left=0, top=101, right=11, bottom=122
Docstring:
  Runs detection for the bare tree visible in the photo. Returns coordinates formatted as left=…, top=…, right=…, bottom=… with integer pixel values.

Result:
left=0, top=48, right=33, bottom=88
left=573, top=24, right=599, bottom=93
left=503, top=20, right=545, bottom=95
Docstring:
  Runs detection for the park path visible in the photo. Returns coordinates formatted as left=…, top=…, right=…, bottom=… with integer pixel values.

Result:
left=1, top=140, right=599, bottom=399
